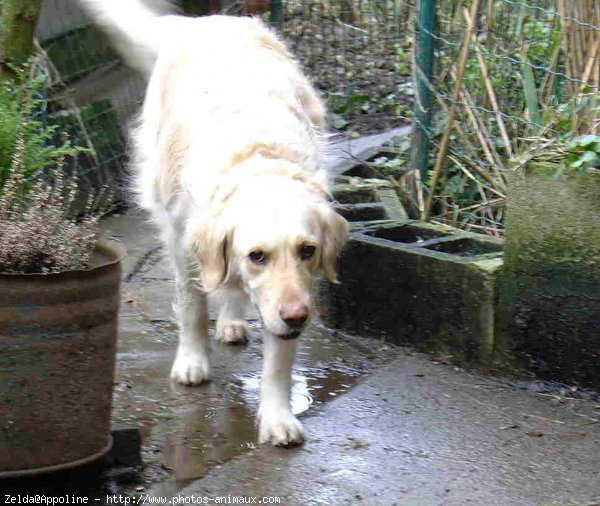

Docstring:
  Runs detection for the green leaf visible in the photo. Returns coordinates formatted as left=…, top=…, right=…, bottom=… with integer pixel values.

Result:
left=578, top=135, right=600, bottom=148
left=521, top=52, right=541, bottom=131
left=570, top=150, right=600, bottom=168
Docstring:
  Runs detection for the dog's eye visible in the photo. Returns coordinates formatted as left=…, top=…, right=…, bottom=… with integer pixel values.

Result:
left=248, top=250, right=267, bottom=264
left=298, top=244, right=316, bottom=260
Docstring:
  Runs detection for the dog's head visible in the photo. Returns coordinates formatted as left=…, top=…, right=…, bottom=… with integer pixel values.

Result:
left=189, top=167, right=348, bottom=340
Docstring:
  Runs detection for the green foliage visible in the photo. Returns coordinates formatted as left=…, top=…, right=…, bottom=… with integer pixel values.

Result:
left=564, top=135, right=600, bottom=170
left=520, top=49, right=541, bottom=130
left=394, top=43, right=412, bottom=76
left=324, top=90, right=372, bottom=116
left=0, top=64, right=84, bottom=195
left=0, top=63, right=108, bottom=273
left=523, top=133, right=600, bottom=182
left=522, top=20, right=555, bottom=64
left=368, top=137, right=412, bottom=177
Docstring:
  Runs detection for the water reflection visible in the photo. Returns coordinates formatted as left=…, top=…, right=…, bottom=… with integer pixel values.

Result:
left=112, top=322, right=392, bottom=497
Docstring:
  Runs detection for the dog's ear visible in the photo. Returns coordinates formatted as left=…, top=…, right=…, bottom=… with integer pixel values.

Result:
left=189, top=218, right=231, bottom=292
left=318, top=205, right=349, bottom=283
left=189, top=179, right=240, bottom=291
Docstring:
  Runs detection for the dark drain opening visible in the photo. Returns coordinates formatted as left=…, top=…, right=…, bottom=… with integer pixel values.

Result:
left=424, top=238, right=503, bottom=257
left=367, top=225, right=449, bottom=244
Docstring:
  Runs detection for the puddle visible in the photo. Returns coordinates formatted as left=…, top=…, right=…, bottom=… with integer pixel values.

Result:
left=113, top=318, right=393, bottom=498
left=238, top=373, right=313, bottom=415
left=139, top=330, right=372, bottom=496
left=236, top=360, right=364, bottom=417
left=1, top=311, right=395, bottom=499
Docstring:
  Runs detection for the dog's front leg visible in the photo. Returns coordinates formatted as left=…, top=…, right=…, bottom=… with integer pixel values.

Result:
left=170, top=261, right=211, bottom=385
left=216, top=288, right=249, bottom=345
left=258, top=333, right=304, bottom=446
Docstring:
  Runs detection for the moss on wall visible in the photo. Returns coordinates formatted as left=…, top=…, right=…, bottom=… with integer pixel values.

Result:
left=498, top=164, right=600, bottom=389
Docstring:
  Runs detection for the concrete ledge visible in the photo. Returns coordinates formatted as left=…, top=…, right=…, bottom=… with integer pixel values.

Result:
left=324, top=162, right=600, bottom=389
left=331, top=153, right=408, bottom=225
left=318, top=221, right=504, bottom=365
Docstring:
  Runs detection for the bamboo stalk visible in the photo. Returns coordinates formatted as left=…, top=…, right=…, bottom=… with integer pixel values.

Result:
left=557, top=0, right=574, bottom=95
left=485, top=0, right=493, bottom=43
left=540, top=42, right=561, bottom=104
left=448, top=153, right=505, bottom=199
left=413, top=168, right=425, bottom=218
left=459, top=88, right=501, bottom=169
left=458, top=82, right=506, bottom=184
left=579, top=33, right=599, bottom=91
left=458, top=197, right=504, bottom=213
left=574, top=33, right=599, bottom=132
left=424, top=0, right=482, bottom=221
left=447, top=137, right=503, bottom=190
left=464, top=8, right=513, bottom=159
left=462, top=222, right=502, bottom=234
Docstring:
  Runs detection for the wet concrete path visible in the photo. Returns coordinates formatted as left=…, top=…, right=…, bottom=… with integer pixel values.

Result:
left=101, top=212, right=600, bottom=505
left=102, top=212, right=401, bottom=498
left=178, top=354, right=600, bottom=505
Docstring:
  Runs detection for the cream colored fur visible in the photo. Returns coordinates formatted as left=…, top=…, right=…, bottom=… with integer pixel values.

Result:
left=78, top=0, right=348, bottom=447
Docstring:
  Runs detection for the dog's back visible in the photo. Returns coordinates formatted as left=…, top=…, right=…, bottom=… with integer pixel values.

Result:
left=78, top=1, right=326, bottom=215
left=77, top=1, right=347, bottom=448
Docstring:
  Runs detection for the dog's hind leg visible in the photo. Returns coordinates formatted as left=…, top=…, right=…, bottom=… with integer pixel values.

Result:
left=215, top=288, right=249, bottom=345
left=258, top=333, right=304, bottom=447
left=165, top=225, right=211, bottom=385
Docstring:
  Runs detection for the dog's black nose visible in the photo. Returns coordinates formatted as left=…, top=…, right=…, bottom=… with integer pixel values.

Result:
left=282, top=314, right=308, bottom=328
left=279, top=302, right=309, bottom=328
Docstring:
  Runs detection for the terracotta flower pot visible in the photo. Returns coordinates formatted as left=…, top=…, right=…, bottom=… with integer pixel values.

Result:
left=0, top=239, right=125, bottom=477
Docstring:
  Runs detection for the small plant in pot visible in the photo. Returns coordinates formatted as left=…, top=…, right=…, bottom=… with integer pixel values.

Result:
left=0, top=67, right=124, bottom=477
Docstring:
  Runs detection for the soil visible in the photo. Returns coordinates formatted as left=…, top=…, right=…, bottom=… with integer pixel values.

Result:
left=282, top=11, right=413, bottom=136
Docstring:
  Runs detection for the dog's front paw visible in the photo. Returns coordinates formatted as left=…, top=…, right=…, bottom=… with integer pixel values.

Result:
left=216, top=320, right=248, bottom=345
left=170, top=351, right=210, bottom=385
left=258, top=409, right=304, bottom=447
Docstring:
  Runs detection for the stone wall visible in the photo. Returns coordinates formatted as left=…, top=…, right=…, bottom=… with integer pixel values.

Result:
left=497, top=164, right=600, bottom=388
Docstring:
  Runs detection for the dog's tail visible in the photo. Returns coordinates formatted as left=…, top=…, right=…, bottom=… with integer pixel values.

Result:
left=77, top=0, right=176, bottom=75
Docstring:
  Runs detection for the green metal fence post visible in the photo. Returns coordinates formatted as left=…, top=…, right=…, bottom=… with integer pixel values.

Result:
left=270, top=0, right=283, bottom=29
left=410, top=0, right=437, bottom=210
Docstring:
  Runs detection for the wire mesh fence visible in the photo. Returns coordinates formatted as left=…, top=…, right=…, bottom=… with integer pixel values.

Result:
left=32, top=0, right=415, bottom=198
left=412, top=0, right=600, bottom=234
left=35, top=0, right=149, bottom=196
left=281, top=1, right=413, bottom=135
left=30, top=0, right=600, bottom=232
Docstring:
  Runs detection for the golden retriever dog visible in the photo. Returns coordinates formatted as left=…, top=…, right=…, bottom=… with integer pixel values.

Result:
left=78, top=0, right=348, bottom=446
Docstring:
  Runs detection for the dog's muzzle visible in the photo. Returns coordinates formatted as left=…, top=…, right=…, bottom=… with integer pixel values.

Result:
left=278, top=329, right=302, bottom=340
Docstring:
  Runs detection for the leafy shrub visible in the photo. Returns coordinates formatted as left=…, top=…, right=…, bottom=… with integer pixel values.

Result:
left=0, top=65, right=82, bottom=193
left=0, top=65, right=106, bottom=274
left=565, top=135, right=600, bottom=171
